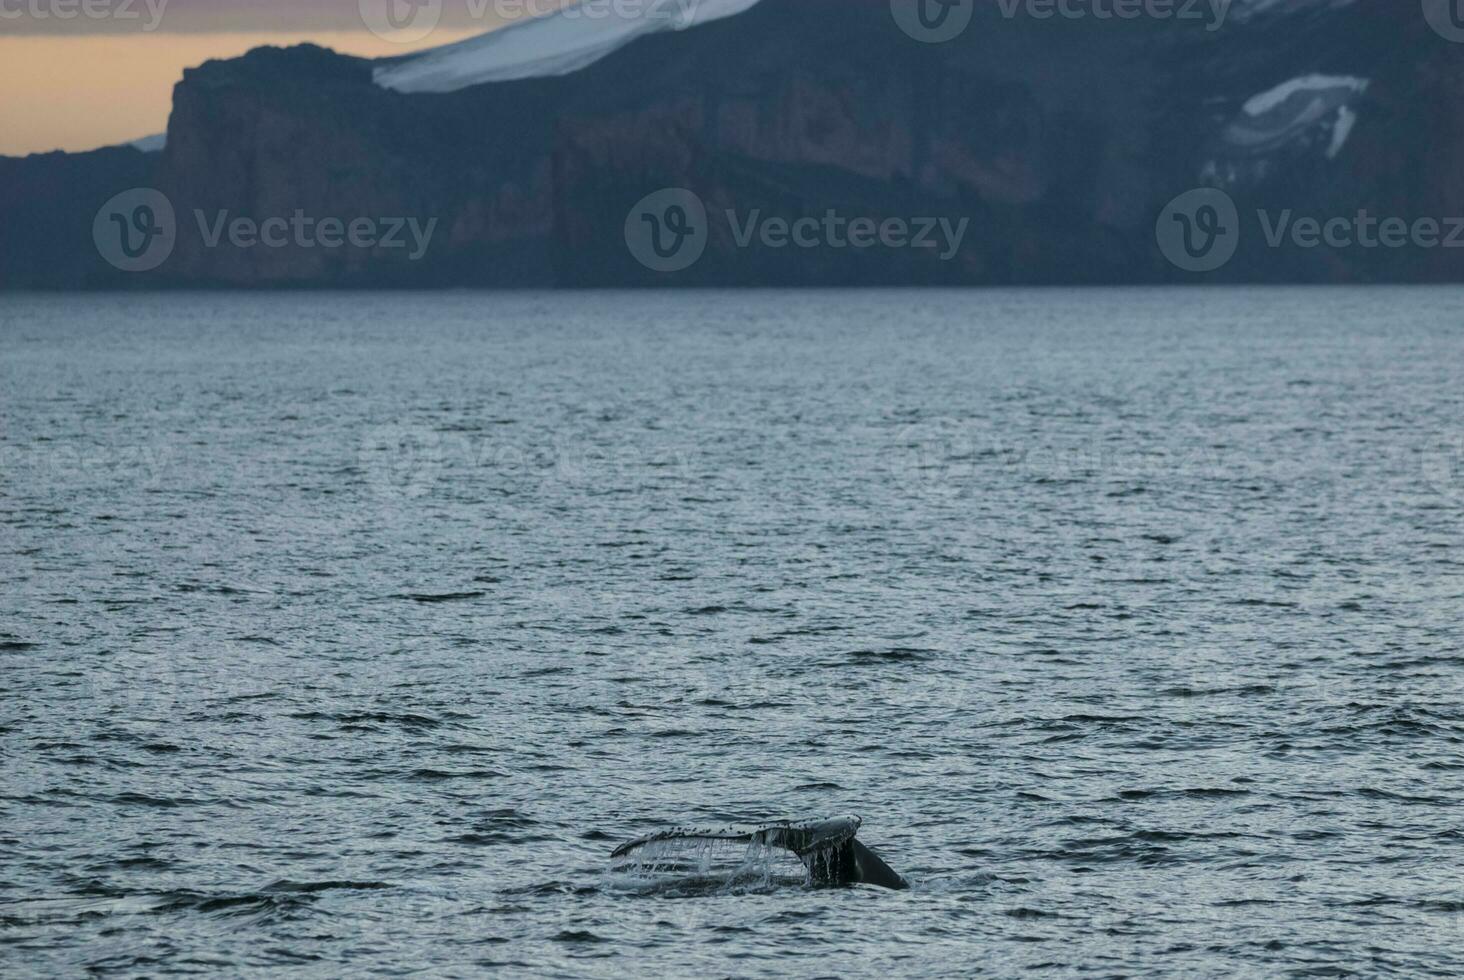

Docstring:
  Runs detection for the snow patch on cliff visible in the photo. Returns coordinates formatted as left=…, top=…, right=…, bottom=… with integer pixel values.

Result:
left=1326, top=105, right=1358, bottom=159
left=129, top=133, right=167, bottom=153
left=1221, top=74, right=1369, bottom=156
left=1204, top=73, right=1368, bottom=186
left=1241, top=73, right=1368, bottom=118
left=374, top=0, right=763, bottom=94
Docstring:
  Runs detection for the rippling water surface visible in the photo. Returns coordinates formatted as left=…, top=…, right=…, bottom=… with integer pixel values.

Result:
left=3, top=288, right=1463, bottom=976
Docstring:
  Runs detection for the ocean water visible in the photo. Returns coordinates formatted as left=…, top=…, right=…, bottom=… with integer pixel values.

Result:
left=2, top=287, right=1462, bottom=977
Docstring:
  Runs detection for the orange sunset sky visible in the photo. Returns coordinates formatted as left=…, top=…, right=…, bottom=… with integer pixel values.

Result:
left=0, top=2, right=547, bottom=156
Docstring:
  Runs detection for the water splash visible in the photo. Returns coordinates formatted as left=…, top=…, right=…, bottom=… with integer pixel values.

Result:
left=608, top=836, right=811, bottom=894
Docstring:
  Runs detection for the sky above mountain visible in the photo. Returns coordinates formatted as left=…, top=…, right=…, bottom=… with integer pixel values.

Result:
left=1, top=0, right=529, bottom=33
left=0, top=0, right=1356, bottom=155
left=1, top=30, right=482, bottom=155
left=0, top=0, right=542, bottom=154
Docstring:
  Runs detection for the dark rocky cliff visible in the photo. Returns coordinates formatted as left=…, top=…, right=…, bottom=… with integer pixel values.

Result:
left=0, top=147, right=157, bottom=289
left=2, top=0, right=1460, bottom=288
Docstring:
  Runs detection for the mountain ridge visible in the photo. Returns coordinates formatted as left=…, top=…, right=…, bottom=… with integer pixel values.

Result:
left=3, top=0, right=1460, bottom=288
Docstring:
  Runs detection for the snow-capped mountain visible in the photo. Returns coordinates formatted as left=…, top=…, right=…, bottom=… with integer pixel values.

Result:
left=375, top=0, right=762, bottom=92
left=2, top=0, right=1458, bottom=289
left=374, top=0, right=1364, bottom=94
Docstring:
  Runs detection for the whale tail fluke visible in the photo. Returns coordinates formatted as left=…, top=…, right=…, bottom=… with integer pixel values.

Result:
left=610, top=814, right=907, bottom=890
left=846, top=839, right=909, bottom=891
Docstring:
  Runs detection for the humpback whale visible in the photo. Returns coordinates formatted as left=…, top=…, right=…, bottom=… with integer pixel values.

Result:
left=611, top=815, right=908, bottom=890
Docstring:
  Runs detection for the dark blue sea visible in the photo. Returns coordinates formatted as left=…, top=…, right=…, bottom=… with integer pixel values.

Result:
left=2, top=288, right=1462, bottom=976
